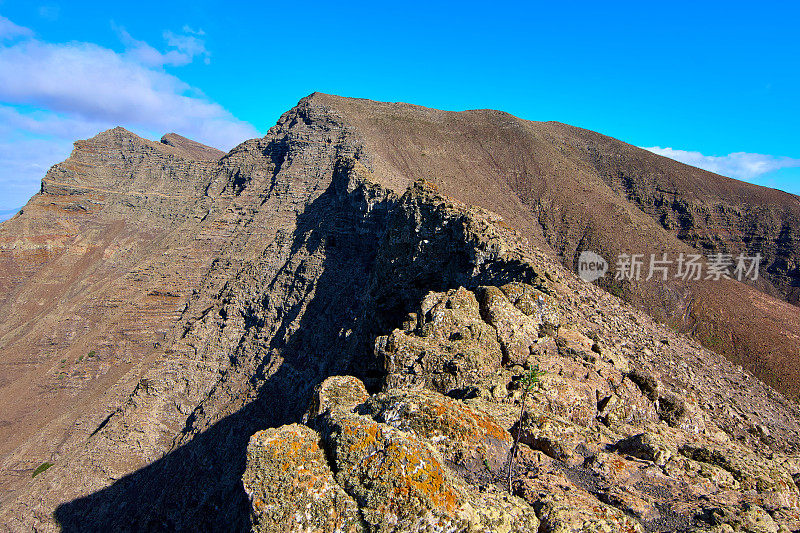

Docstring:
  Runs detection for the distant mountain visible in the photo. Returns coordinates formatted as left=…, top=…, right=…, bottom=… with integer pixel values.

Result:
left=160, top=132, right=226, bottom=161
left=0, top=94, right=798, bottom=531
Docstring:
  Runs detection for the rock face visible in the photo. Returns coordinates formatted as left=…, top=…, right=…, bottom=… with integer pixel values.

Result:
left=257, top=375, right=540, bottom=533
left=242, top=423, right=364, bottom=533
left=0, top=94, right=798, bottom=532
left=249, top=367, right=800, bottom=532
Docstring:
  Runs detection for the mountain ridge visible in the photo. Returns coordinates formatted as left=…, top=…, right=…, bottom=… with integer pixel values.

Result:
left=300, top=92, right=800, bottom=393
left=0, top=94, right=798, bottom=531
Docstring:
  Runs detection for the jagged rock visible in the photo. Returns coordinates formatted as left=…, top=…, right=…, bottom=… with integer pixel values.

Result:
left=160, top=132, right=225, bottom=160
left=476, top=285, right=542, bottom=366
left=249, top=376, right=539, bottom=533
left=511, top=413, right=611, bottom=465
left=628, top=369, right=661, bottom=402
left=614, top=432, right=675, bottom=466
left=359, top=387, right=514, bottom=479
left=500, top=282, right=560, bottom=335
left=601, top=375, right=661, bottom=428
left=378, top=287, right=503, bottom=394
left=305, top=375, right=370, bottom=421
left=516, top=471, right=644, bottom=533
left=242, top=424, right=364, bottom=533
left=324, top=411, right=467, bottom=531
left=703, top=503, right=782, bottom=533
left=322, top=409, right=539, bottom=533
left=680, top=443, right=799, bottom=502
left=245, top=361, right=800, bottom=532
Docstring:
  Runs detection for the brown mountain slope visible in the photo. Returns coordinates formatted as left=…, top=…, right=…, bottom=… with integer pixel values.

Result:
left=307, top=93, right=800, bottom=397
left=160, top=132, right=226, bottom=161
left=0, top=128, right=237, bottom=503
left=0, top=95, right=798, bottom=530
left=554, top=121, right=800, bottom=303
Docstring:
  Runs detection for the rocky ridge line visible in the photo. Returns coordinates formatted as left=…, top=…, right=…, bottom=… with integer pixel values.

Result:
left=0, top=96, right=798, bottom=532
left=243, top=183, right=800, bottom=533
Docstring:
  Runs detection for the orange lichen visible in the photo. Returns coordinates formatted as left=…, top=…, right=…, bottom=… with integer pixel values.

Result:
left=335, top=414, right=462, bottom=515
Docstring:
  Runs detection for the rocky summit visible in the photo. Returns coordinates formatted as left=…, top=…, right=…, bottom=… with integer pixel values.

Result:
left=0, top=94, right=799, bottom=532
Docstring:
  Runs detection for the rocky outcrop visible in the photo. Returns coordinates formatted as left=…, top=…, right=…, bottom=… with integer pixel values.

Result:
left=242, top=423, right=364, bottom=533
left=248, top=375, right=540, bottom=533
left=246, top=273, right=800, bottom=531
left=305, top=94, right=800, bottom=400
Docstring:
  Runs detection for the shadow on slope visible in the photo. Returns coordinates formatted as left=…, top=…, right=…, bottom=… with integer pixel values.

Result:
left=53, top=173, right=537, bottom=530
left=53, top=167, right=393, bottom=531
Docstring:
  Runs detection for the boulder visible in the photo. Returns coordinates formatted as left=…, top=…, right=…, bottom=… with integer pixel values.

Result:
left=242, top=424, right=363, bottom=533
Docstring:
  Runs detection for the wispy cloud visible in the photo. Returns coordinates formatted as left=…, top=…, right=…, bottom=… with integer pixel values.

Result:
left=643, top=146, right=800, bottom=181
left=0, top=105, right=113, bottom=139
left=0, top=15, right=33, bottom=40
left=0, top=31, right=247, bottom=143
left=181, top=25, right=205, bottom=36
left=37, top=5, right=60, bottom=22
left=114, top=23, right=210, bottom=66
left=0, top=135, right=74, bottom=208
left=0, top=17, right=260, bottom=209
left=163, top=29, right=210, bottom=65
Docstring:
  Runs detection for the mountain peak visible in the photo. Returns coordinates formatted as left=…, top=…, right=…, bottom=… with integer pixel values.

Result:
left=160, top=133, right=225, bottom=161
left=1, top=94, right=800, bottom=531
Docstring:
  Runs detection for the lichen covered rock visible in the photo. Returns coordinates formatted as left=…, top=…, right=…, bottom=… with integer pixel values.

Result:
left=246, top=376, right=540, bottom=533
left=305, top=374, right=370, bottom=420
left=476, top=285, right=541, bottom=366
left=324, top=411, right=466, bottom=531
left=378, top=287, right=504, bottom=394
left=534, top=490, right=644, bottom=533
left=360, top=387, right=514, bottom=479
left=242, top=424, right=363, bottom=533
left=243, top=280, right=800, bottom=532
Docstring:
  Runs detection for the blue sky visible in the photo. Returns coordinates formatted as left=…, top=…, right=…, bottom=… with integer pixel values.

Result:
left=1, top=0, right=798, bottom=218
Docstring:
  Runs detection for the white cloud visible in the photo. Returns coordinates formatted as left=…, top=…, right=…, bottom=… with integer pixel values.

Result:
left=643, top=146, right=800, bottom=181
left=181, top=25, right=205, bottom=36
left=0, top=105, right=112, bottom=139
left=114, top=23, right=210, bottom=67
left=0, top=21, right=259, bottom=149
left=0, top=15, right=33, bottom=40
left=0, top=17, right=261, bottom=210
left=0, top=135, right=74, bottom=210
left=163, top=30, right=210, bottom=65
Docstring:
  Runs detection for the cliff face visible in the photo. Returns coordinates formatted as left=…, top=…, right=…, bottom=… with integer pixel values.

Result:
left=0, top=94, right=798, bottom=531
left=0, top=127, right=229, bottom=504
left=568, top=124, right=800, bottom=304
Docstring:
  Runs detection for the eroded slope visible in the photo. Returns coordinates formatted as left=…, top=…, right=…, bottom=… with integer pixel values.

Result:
left=0, top=95, right=798, bottom=532
left=303, top=93, right=800, bottom=398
